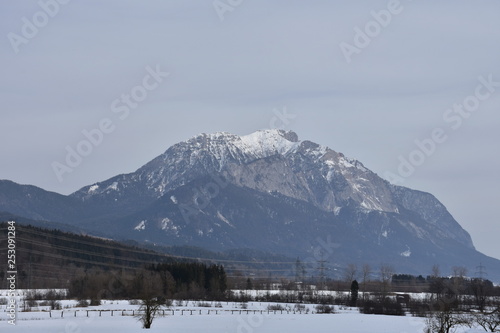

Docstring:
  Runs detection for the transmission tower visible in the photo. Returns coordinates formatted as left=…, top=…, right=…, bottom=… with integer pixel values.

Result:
left=476, top=262, right=487, bottom=280
left=317, top=259, right=327, bottom=290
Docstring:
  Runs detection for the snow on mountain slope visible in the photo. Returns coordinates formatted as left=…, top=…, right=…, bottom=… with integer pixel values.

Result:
left=73, top=129, right=397, bottom=214
left=68, top=129, right=475, bottom=253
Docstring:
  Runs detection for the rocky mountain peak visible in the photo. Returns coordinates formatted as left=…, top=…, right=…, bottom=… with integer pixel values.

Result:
left=73, top=130, right=394, bottom=212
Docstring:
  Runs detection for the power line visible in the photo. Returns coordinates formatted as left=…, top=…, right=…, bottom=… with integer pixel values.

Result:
left=3, top=235, right=298, bottom=276
left=16, top=236, right=168, bottom=267
left=14, top=248, right=142, bottom=271
left=3, top=226, right=300, bottom=266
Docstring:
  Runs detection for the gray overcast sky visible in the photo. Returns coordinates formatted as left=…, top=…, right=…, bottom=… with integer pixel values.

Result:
left=1, top=0, right=500, bottom=261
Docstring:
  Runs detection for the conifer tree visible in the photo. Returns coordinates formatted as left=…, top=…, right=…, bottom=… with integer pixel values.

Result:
left=350, top=280, right=359, bottom=307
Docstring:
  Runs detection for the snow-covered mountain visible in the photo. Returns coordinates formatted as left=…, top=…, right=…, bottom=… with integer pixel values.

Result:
left=71, top=130, right=473, bottom=248
left=1, top=129, right=498, bottom=279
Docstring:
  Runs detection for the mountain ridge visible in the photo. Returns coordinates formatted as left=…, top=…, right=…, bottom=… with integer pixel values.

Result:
left=0, top=129, right=497, bottom=280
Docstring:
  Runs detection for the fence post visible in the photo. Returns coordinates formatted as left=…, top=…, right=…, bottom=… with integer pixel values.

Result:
left=61, top=311, right=64, bottom=318
left=49, top=311, right=52, bottom=318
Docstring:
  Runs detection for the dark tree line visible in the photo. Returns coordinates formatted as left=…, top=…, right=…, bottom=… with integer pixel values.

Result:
left=148, top=262, right=227, bottom=299
left=68, top=263, right=227, bottom=302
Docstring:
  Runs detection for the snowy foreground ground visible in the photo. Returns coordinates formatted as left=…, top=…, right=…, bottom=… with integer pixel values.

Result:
left=1, top=299, right=487, bottom=333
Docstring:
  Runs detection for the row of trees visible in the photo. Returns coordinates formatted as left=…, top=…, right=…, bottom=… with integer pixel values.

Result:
left=68, top=263, right=227, bottom=303
left=423, top=266, right=499, bottom=332
left=67, top=263, right=227, bottom=329
left=423, top=300, right=500, bottom=333
left=233, top=263, right=499, bottom=297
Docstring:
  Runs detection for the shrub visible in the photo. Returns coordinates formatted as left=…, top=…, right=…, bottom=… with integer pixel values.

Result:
left=77, top=299, right=89, bottom=307
left=197, top=302, right=212, bottom=308
left=316, top=304, right=335, bottom=314
left=267, top=304, right=285, bottom=311
left=26, top=299, right=38, bottom=309
left=294, top=304, right=306, bottom=312
left=361, top=299, right=405, bottom=316
left=49, top=300, right=62, bottom=310
left=407, top=299, right=431, bottom=318
left=90, top=299, right=101, bottom=306
left=44, top=289, right=66, bottom=300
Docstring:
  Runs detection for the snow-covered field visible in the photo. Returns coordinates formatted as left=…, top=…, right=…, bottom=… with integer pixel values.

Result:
left=0, top=299, right=488, bottom=333
left=0, top=290, right=488, bottom=332
left=4, top=313, right=426, bottom=333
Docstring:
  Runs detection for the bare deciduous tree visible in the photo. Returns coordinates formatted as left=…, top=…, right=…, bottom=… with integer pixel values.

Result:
left=424, top=307, right=471, bottom=333
left=379, top=264, right=394, bottom=297
left=361, top=263, right=372, bottom=301
left=135, top=270, right=167, bottom=329
left=470, top=278, right=494, bottom=312
left=429, top=264, right=445, bottom=300
left=474, top=307, right=500, bottom=332
left=344, top=263, right=358, bottom=284
left=432, top=264, right=441, bottom=278
left=452, top=266, right=467, bottom=278
left=451, top=266, right=468, bottom=303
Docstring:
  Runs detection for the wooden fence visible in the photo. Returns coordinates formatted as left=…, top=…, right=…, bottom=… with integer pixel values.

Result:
left=42, top=308, right=310, bottom=318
